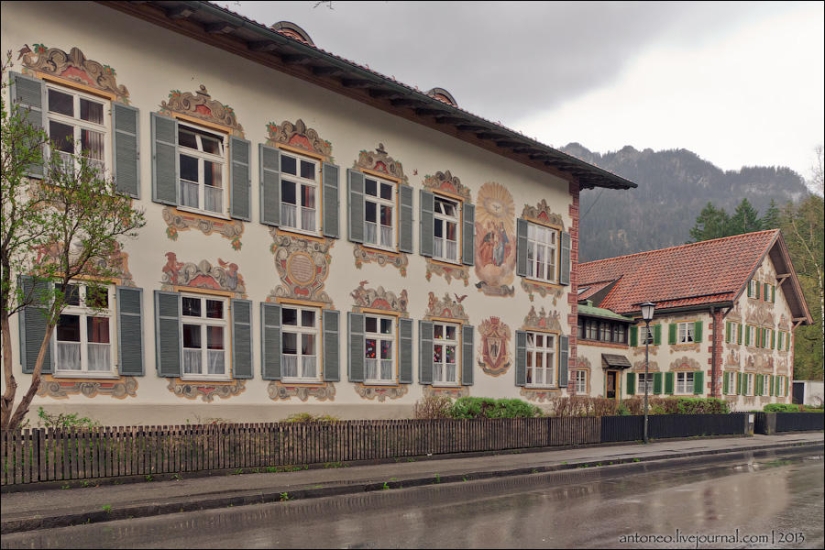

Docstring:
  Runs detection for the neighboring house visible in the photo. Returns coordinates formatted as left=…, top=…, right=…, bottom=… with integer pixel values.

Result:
left=577, top=230, right=813, bottom=411
left=2, top=1, right=637, bottom=425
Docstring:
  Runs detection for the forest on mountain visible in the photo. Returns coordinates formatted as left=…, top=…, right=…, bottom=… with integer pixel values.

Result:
left=561, top=143, right=811, bottom=262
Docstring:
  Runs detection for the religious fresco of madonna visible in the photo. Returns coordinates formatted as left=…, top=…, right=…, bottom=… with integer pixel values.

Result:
left=474, top=182, right=516, bottom=296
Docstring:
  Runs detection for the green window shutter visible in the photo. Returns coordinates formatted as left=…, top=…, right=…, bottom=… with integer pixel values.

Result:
left=694, top=371, right=704, bottom=395
left=747, top=282, right=753, bottom=298
left=231, top=299, right=253, bottom=379
left=151, top=113, right=178, bottom=206
left=774, top=375, right=779, bottom=396
left=653, top=324, right=662, bottom=345
left=418, top=320, right=434, bottom=385
left=737, top=324, right=743, bottom=345
left=462, top=203, right=475, bottom=266
left=419, top=189, right=434, bottom=257
left=323, top=309, right=340, bottom=382
left=259, top=144, right=281, bottom=226
left=771, top=285, right=776, bottom=303
left=736, top=372, right=741, bottom=395
left=755, top=281, right=761, bottom=300
left=653, top=372, right=663, bottom=395
left=786, top=333, right=791, bottom=351
left=322, top=163, right=340, bottom=238
left=230, top=137, right=251, bottom=221
left=664, top=372, right=674, bottom=394
left=462, top=324, right=474, bottom=386
left=694, top=321, right=703, bottom=343
left=785, top=376, right=789, bottom=396
left=10, top=72, right=46, bottom=179
left=260, top=303, right=281, bottom=381
left=627, top=373, right=636, bottom=395
left=630, top=326, right=638, bottom=347
left=560, top=231, right=571, bottom=286
left=559, top=335, right=569, bottom=387
left=771, top=330, right=775, bottom=350
left=112, top=103, right=140, bottom=198
left=347, top=170, right=364, bottom=243
left=154, top=291, right=181, bottom=377
left=399, top=317, right=413, bottom=383
left=725, top=322, right=731, bottom=343
left=515, top=330, right=527, bottom=386
left=516, top=218, right=528, bottom=277
left=347, top=312, right=365, bottom=382
left=398, top=185, right=414, bottom=254
left=18, top=276, right=53, bottom=374
left=117, top=286, right=144, bottom=376
left=668, top=323, right=677, bottom=345
left=723, top=372, right=729, bottom=395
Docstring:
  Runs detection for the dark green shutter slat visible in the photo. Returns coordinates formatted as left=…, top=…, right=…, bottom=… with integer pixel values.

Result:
left=694, top=321, right=703, bottom=343
left=515, top=330, right=527, bottom=386
left=694, top=371, right=704, bottom=395
left=653, top=372, right=663, bottom=394
left=19, top=276, right=52, bottom=374
left=399, top=185, right=414, bottom=253
left=462, top=203, right=475, bottom=266
left=723, top=372, right=729, bottom=395
left=117, top=286, right=144, bottom=376
left=725, top=322, right=731, bottom=343
left=419, top=190, right=434, bottom=257
left=261, top=303, right=281, bottom=380
left=558, top=335, right=569, bottom=387
left=230, top=137, right=251, bottom=221
left=10, top=72, right=45, bottom=178
left=462, top=324, right=474, bottom=386
left=768, top=375, right=773, bottom=396
left=151, top=113, right=178, bottom=205
left=627, top=373, right=636, bottom=396
left=322, top=163, right=340, bottom=238
left=630, top=326, right=638, bottom=347
left=259, top=144, right=281, bottom=226
left=154, top=291, right=181, bottom=377
left=516, top=218, right=528, bottom=277
left=664, top=372, right=674, bottom=394
left=348, top=312, right=365, bottom=382
left=419, top=321, right=433, bottom=385
left=560, top=231, right=571, bottom=285
left=737, top=324, right=743, bottom=345
left=653, top=325, right=662, bottom=345
left=771, top=330, right=775, bottom=349
left=231, top=299, right=253, bottom=379
left=348, top=170, right=364, bottom=243
left=399, top=318, right=413, bottom=384
left=668, top=323, right=677, bottom=345
left=112, top=103, right=140, bottom=198
left=323, top=309, right=340, bottom=382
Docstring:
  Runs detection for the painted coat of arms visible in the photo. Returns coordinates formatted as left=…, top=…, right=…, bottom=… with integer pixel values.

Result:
left=478, top=317, right=511, bottom=377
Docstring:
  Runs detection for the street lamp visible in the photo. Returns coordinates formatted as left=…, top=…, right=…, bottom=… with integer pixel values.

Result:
left=640, top=302, right=656, bottom=444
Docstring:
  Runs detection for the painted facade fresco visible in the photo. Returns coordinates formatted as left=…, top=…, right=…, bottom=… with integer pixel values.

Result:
left=422, top=171, right=472, bottom=286
left=268, top=231, right=334, bottom=305
left=266, top=119, right=333, bottom=160
left=474, top=182, right=516, bottom=296
left=477, top=316, right=512, bottom=377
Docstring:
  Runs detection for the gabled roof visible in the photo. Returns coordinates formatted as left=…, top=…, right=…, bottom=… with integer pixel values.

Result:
left=578, top=229, right=813, bottom=325
left=99, top=1, right=637, bottom=191
left=578, top=303, right=634, bottom=323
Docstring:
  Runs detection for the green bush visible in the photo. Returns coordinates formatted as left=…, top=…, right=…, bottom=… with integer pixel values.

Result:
left=674, top=397, right=729, bottom=415
left=37, top=407, right=100, bottom=430
left=763, top=403, right=802, bottom=413
left=448, top=397, right=542, bottom=419
left=283, top=412, right=340, bottom=423
left=413, top=395, right=453, bottom=419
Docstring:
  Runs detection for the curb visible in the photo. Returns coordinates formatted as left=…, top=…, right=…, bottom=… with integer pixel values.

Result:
left=2, top=439, right=822, bottom=534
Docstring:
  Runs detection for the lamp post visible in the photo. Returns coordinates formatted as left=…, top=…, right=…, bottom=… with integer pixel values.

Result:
left=640, top=302, right=656, bottom=444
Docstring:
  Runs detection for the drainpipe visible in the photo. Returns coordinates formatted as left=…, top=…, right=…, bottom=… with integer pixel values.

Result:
left=710, top=306, right=718, bottom=398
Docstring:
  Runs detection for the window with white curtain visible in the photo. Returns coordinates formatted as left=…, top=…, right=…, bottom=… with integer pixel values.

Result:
left=364, top=176, right=395, bottom=249
left=54, top=283, right=114, bottom=376
left=364, top=314, right=395, bottom=383
left=178, top=124, right=226, bottom=215
left=46, top=85, right=109, bottom=174
left=181, top=294, right=228, bottom=378
left=525, top=331, right=556, bottom=388
left=281, top=305, right=320, bottom=382
left=280, top=151, right=319, bottom=233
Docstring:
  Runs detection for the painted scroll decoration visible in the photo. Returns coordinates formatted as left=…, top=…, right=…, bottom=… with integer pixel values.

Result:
left=37, top=377, right=138, bottom=400
left=268, top=232, right=334, bottom=305
left=477, top=316, right=512, bottom=377
left=268, top=383, right=336, bottom=402
left=352, top=144, right=410, bottom=275
left=474, top=182, right=515, bottom=296
left=424, top=292, right=468, bottom=321
left=160, top=85, right=244, bottom=137
left=20, top=44, right=130, bottom=103
left=520, top=200, right=566, bottom=303
left=266, top=119, right=332, bottom=160
left=422, top=171, right=472, bottom=286
left=163, top=208, right=244, bottom=250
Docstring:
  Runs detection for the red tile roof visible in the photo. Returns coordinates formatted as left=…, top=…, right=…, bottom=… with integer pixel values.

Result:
left=579, top=230, right=799, bottom=317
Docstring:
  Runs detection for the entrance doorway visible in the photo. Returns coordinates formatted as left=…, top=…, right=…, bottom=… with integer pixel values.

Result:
left=606, top=370, right=618, bottom=399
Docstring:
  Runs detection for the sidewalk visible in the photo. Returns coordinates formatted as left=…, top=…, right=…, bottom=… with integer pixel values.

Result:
left=1, top=432, right=822, bottom=534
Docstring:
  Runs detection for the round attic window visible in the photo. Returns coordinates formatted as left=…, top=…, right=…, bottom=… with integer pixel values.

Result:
left=270, top=21, right=315, bottom=46
left=427, top=87, right=458, bottom=107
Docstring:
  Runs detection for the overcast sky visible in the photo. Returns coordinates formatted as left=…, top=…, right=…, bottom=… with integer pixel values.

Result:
left=218, top=1, right=824, bottom=184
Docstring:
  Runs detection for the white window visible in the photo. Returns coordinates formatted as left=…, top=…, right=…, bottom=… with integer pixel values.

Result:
left=762, top=375, right=771, bottom=396
left=365, top=314, right=395, bottom=383
left=676, top=372, right=695, bottom=394
left=575, top=370, right=587, bottom=394
left=677, top=322, right=695, bottom=344
left=725, top=371, right=737, bottom=395
left=364, top=175, right=395, bottom=249
left=526, top=331, right=556, bottom=388
left=433, top=321, right=459, bottom=385
left=748, top=279, right=758, bottom=298
left=764, top=328, right=773, bottom=349
left=433, top=196, right=460, bottom=263
left=178, top=124, right=226, bottom=215
left=776, top=375, right=786, bottom=397
left=280, top=151, right=319, bottom=233
left=181, top=294, right=228, bottom=378
left=745, top=373, right=754, bottom=396
left=744, top=325, right=754, bottom=347
left=281, top=305, right=319, bottom=382
left=638, top=373, right=654, bottom=395
left=726, top=321, right=739, bottom=344
left=46, top=85, right=109, bottom=173
left=526, top=223, right=558, bottom=283
left=639, top=325, right=654, bottom=346
left=54, top=283, right=114, bottom=375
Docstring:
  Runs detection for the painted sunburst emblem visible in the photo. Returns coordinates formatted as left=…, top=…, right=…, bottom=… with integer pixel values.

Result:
left=476, top=182, right=515, bottom=235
